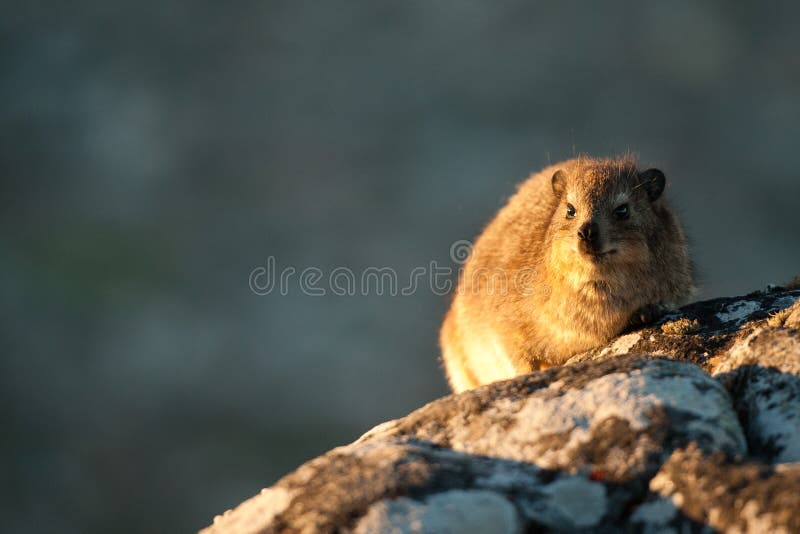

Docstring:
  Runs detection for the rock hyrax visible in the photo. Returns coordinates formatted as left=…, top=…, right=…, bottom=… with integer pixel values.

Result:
left=440, top=155, right=693, bottom=392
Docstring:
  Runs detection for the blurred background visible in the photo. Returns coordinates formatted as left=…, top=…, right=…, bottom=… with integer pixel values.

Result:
left=2, top=1, right=799, bottom=532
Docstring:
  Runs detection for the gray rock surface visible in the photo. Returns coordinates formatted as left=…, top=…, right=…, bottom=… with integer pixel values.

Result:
left=648, top=445, right=800, bottom=533
left=357, top=357, right=746, bottom=481
left=715, top=327, right=800, bottom=463
left=202, top=287, right=800, bottom=533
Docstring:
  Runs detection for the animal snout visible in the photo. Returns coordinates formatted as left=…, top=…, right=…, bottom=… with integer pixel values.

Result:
left=577, top=222, right=599, bottom=242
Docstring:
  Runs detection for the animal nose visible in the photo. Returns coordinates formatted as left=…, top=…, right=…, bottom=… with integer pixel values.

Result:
left=578, top=222, right=598, bottom=242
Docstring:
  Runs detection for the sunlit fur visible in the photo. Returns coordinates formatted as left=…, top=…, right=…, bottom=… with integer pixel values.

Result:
left=440, top=155, right=693, bottom=392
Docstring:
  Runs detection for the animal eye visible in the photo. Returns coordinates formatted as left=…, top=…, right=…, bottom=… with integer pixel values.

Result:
left=566, top=203, right=576, bottom=219
left=613, top=204, right=629, bottom=220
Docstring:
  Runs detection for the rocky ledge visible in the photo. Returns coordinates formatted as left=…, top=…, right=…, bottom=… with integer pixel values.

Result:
left=203, top=284, right=800, bottom=533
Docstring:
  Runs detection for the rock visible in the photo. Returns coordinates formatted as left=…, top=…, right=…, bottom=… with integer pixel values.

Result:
left=567, top=288, right=800, bottom=369
left=201, top=286, right=800, bottom=533
left=357, top=357, right=746, bottom=482
left=714, top=327, right=800, bottom=463
left=715, top=325, right=800, bottom=375
left=353, top=490, right=521, bottom=534
left=648, top=445, right=800, bottom=533
left=205, top=439, right=616, bottom=533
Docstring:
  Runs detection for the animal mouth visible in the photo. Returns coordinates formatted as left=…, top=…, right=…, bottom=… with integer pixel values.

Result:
left=583, top=248, right=617, bottom=260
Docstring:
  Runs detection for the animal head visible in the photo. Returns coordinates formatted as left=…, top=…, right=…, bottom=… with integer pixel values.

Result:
left=547, top=157, right=667, bottom=282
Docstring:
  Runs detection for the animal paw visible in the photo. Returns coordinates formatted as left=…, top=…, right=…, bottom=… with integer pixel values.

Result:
left=629, top=303, right=669, bottom=327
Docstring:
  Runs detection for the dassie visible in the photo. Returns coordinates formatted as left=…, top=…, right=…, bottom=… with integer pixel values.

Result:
left=440, top=155, right=693, bottom=392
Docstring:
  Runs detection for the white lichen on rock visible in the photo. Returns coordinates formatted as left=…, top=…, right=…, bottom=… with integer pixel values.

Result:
left=353, top=490, right=520, bottom=534
left=630, top=498, right=678, bottom=528
left=599, top=332, right=641, bottom=356
left=716, top=299, right=761, bottom=324
left=530, top=476, right=607, bottom=529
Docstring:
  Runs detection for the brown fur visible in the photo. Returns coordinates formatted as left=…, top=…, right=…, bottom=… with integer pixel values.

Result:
left=440, top=155, right=693, bottom=392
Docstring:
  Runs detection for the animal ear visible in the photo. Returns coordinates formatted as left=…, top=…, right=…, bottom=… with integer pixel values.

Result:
left=640, top=168, right=665, bottom=202
left=551, top=170, right=567, bottom=198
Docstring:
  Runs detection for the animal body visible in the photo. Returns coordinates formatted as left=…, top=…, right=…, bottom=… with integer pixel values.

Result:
left=440, top=155, right=693, bottom=392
